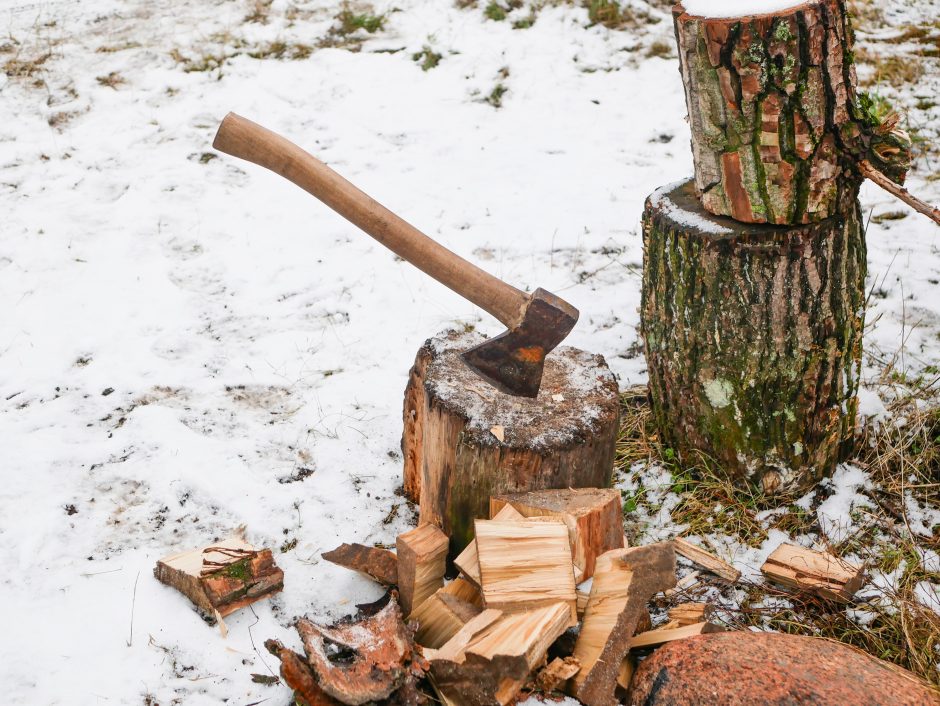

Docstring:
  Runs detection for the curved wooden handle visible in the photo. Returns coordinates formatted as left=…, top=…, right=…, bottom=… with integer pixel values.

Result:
left=213, top=112, right=529, bottom=326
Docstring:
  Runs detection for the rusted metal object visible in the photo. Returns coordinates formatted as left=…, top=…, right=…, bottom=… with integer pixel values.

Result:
left=626, top=631, right=938, bottom=705
left=213, top=113, right=579, bottom=397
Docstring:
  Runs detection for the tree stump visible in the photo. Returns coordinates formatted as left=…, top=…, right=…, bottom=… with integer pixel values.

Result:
left=402, top=330, right=620, bottom=556
left=640, top=179, right=865, bottom=494
left=673, top=0, right=912, bottom=224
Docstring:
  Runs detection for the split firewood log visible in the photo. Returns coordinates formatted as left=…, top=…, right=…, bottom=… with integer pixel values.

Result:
left=397, top=523, right=449, bottom=616
left=428, top=603, right=571, bottom=706
left=154, top=534, right=283, bottom=623
left=454, top=503, right=524, bottom=587
left=761, top=542, right=865, bottom=602
left=490, top=487, right=624, bottom=583
left=570, top=542, right=677, bottom=706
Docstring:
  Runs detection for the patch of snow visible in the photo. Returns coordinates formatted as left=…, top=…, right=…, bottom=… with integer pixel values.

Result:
left=648, top=180, right=733, bottom=235
left=816, top=464, right=873, bottom=544
left=681, top=0, right=806, bottom=19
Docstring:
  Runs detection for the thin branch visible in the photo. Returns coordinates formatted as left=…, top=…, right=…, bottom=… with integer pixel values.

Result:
left=127, top=570, right=140, bottom=647
left=859, top=160, right=940, bottom=226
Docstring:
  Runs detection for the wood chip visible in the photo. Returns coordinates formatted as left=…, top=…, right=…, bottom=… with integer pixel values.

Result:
left=397, top=523, right=449, bottom=616
left=475, top=518, right=577, bottom=625
left=674, top=537, right=741, bottom=583
left=535, top=656, right=580, bottom=693
left=664, top=570, right=701, bottom=598
left=321, top=542, right=397, bottom=585
left=761, top=542, right=865, bottom=602
left=490, top=425, right=506, bottom=442
left=667, top=602, right=714, bottom=626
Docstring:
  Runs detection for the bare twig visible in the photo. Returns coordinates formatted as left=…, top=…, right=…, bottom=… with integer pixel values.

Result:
left=859, top=160, right=940, bottom=225
left=127, top=570, right=140, bottom=647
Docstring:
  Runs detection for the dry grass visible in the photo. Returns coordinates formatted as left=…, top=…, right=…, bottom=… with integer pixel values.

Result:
left=614, top=374, right=940, bottom=688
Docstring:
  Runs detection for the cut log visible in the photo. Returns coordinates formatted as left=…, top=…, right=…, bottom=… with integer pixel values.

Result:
left=411, top=587, right=483, bottom=649
left=674, top=538, right=741, bottom=583
left=454, top=503, right=524, bottom=587
left=761, top=542, right=865, bottom=601
left=629, top=621, right=725, bottom=650
left=535, top=656, right=581, bottom=693
left=667, top=602, right=714, bottom=626
left=321, top=543, right=398, bottom=586
left=429, top=602, right=571, bottom=706
left=289, top=593, right=425, bottom=705
left=570, top=542, right=677, bottom=706
left=490, top=487, right=624, bottom=582
left=641, top=180, right=865, bottom=494
left=401, top=330, right=620, bottom=556
left=673, top=0, right=911, bottom=224
left=475, top=518, right=578, bottom=625
left=154, top=534, right=283, bottom=623
left=397, top=523, right=449, bottom=617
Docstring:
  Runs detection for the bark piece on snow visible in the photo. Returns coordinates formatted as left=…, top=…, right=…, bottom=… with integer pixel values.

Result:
left=154, top=534, right=283, bottom=622
left=674, top=538, right=741, bottom=583
left=397, top=523, right=449, bottom=616
left=630, top=622, right=725, bottom=650
left=265, top=639, right=341, bottom=706
left=322, top=543, right=398, bottom=586
left=454, top=503, right=524, bottom=587
left=570, top=542, right=677, bottom=706
left=534, top=656, right=581, bottom=693
left=429, top=602, right=571, bottom=706
left=641, top=180, right=865, bottom=495
left=761, top=542, right=865, bottom=602
left=295, top=593, right=423, bottom=705
left=475, top=518, right=578, bottom=625
left=490, top=487, right=624, bottom=583
left=401, top=330, right=620, bottom=557
left=667, top=602, right=714, bottom=626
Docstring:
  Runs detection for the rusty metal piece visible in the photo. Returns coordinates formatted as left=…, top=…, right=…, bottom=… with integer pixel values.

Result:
left=461, top=288, right=579, bottom=397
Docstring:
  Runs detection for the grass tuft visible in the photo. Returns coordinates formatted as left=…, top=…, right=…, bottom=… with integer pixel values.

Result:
left=412, top=45, right=442, bottom=71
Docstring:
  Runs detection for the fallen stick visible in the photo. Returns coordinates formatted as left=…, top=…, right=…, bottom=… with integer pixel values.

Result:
left=859, top=160, right=940, bottom=226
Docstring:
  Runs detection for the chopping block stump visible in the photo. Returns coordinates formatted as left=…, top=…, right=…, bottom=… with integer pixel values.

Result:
left=641, top=179, right=865, bottom=495
left=402, top=329, right=620, bottom=557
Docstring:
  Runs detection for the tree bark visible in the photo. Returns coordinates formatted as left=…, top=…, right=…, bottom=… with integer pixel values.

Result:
left=673, top=0, right=910, bottom=224
left=401, top=330, right=620, bottom=556
left=640, top=179, right=865, bottom=494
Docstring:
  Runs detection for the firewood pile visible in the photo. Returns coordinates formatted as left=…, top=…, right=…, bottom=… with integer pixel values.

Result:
left=153, top=490, right=866, bottom=705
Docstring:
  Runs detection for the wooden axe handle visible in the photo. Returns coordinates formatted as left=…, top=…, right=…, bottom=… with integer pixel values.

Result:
left=213, top=113, right=529, bottom=327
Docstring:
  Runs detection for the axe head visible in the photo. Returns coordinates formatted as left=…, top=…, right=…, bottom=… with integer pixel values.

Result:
left=461, top=288, right=579, bottom=398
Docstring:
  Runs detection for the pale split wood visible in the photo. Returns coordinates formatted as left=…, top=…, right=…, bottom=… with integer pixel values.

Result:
left=667, top=602, right=714, bottom=626
left=490, top=487, right=624, bottom=583
left=570, top=542, right=676, bottom=706
left=629, top=621, right=725, bottom=650
left=475, top=518, right=578, bottom=625
left=454, top=503, right=524, bottom=587
left=761, top=542, right=865, bottom=602
left=674, top=537, right=741, bottom=583
left=664, top=570, right=701, bottom=598
left=429, top=602, right=571, bottom=706
left=397, top=523, right=449, bottom=616
left=410, top=588, right=483, bottom=649
left=535, top=656, right=581, bottom=693
left=441, top=576, right=484, bottom=607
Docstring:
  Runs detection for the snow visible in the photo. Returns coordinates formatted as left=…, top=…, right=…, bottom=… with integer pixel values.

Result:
left=681, top=0, right=806, bottom=19
left=815, top=464, right=873, bottom=544
left=0, top=0, right=938, bottom=702
left=648, top=179, right=733, bottom=235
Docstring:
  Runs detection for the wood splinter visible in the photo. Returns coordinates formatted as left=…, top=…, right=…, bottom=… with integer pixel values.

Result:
left=674, top=537, right=741, bottom=584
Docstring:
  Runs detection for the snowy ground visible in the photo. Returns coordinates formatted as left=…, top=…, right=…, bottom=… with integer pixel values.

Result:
left=1, top=0, right=938, bottom=703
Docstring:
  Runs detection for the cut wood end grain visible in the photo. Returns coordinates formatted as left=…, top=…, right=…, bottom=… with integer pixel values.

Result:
left=154, top=535, right=283, bottom=622
left=761, top=542, right=865, bottom=602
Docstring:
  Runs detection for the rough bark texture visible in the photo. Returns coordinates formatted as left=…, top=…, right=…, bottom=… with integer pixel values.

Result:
left=673, top=0, right=911, bottom=224
left=626, top=632, right=938, bottom=706
left=402, top=329, right=620, bottom=557
left=641, top=180, right=865, bottom=494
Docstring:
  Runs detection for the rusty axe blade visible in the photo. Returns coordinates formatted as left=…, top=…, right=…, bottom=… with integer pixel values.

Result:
left=211, top=113, right=579, bottom=397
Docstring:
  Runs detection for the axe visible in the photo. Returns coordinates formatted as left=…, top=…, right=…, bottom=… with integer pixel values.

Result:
left=212, top=113, right=578, bottom=398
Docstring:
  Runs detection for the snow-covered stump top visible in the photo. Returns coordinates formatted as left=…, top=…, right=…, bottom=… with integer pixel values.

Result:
left=401, top=329, right=620, bottom=555
left=673, top=0, right=912, bottom=225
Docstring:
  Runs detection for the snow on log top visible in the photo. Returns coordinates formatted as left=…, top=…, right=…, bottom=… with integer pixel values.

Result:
left=680, top=0, right=808, bottom=19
